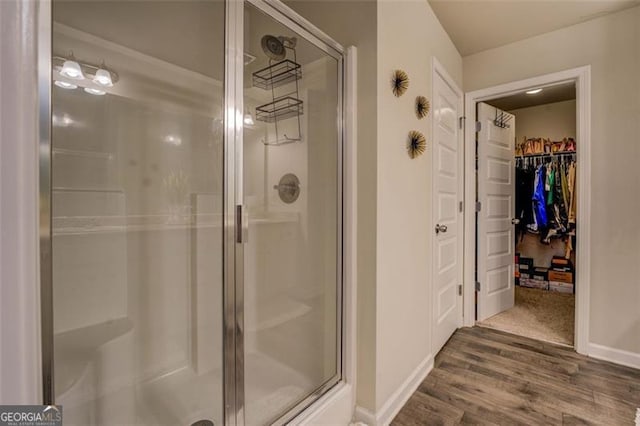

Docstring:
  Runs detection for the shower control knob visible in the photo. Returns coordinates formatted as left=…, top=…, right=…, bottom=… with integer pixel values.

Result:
left=435, top=224, right=448, bottom=234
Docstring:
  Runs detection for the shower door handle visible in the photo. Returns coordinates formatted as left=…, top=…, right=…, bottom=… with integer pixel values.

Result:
left=236, top=205, right=249, bottom=243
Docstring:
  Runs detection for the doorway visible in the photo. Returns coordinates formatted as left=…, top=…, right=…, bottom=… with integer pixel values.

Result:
left=477, top=85, right=577, bottom=346
left=463, top=67, right=592, bottom=353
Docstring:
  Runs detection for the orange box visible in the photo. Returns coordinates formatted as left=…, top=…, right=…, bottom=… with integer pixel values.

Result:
left=548, top=270, right=573, bottom=284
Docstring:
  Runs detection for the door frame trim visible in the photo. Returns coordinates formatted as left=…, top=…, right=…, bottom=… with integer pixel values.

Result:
left=463, top=66, right=592, bottom=354
left=430, top=57, right=464, bottom=355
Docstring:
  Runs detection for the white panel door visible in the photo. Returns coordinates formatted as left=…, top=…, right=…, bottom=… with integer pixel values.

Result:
left=477, top=102, right=516, bottom=321
left=432, top=66, right=463, bottom=354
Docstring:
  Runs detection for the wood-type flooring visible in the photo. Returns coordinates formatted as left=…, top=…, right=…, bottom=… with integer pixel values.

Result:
left=392, top=327, right=640, bottom=425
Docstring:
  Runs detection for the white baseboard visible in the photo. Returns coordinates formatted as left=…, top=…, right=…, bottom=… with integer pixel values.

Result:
left=588, top=342, right=640, bottom=370
left=354, top=405, right=376, bottom=425
left=355, top=355, right=434, bottom=426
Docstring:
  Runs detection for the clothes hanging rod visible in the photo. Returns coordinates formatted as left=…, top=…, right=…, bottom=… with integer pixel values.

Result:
left=516, top=151, right=576, bottom=158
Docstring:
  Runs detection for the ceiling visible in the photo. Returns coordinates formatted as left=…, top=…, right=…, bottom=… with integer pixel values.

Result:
left=486, top=82, right=576, bottom=111
left=428, top=0, right=640, bottom=56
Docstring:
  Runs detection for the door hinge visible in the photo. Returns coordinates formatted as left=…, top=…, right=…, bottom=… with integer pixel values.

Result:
left=475, top=121, right=482, bottom=132
left=475, top=282, right=481, bottom=292
left=459, top=116, right=465, bottom=130
left=459, top=201, right=463, bottom=212
left=458, top=284, right=463, bottom=296
left=475, top=201, right=482, bottom=212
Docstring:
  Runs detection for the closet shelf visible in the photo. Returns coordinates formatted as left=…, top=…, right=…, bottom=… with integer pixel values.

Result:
left=517, top=151, right=576, bottom=158
left=252, top=60, right=302, bottom=90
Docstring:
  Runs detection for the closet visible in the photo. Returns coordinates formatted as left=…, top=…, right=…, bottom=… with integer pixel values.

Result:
left=515, top=139, right=577, bottom=294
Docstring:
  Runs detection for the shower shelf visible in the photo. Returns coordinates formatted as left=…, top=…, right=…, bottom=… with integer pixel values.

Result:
left=252, top=59, right=302, bottom=90
left=255, top=96, right=303, bottom=124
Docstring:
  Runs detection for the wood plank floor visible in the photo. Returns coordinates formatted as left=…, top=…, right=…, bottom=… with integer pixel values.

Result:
left=392, top=327, right=640, bottom=425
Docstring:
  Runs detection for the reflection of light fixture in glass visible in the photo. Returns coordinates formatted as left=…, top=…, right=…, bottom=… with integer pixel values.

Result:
left=60, top=57, right=84, bottom=80
left=164, top=135, right=182, bottom=146
left=84, top=87, right=106, bottom=96
left=243, top=113, right=254, bottom=126
left=93, top=68, right=113, bottom=87
left=53, top=113, right=74, bottom=127
left=526, top=88, right=543, bottom=95
left=54, top=80, right=77, bottom=89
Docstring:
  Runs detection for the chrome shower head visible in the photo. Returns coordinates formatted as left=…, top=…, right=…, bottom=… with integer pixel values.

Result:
left=261, top=35, right=286, bottom=60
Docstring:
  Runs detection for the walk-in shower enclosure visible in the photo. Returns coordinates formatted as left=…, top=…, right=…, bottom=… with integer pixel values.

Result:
left=40, top=0, right=346, bottom=424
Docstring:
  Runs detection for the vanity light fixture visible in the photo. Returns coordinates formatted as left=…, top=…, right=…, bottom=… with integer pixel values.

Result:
left=54, top=80, right=77, bottom=90
left=60, top=55, right=85, bottom=80
left=84, top=87, right=106, bottom=96
left=93, top=68, right=114, bottom=87
left=526, top=88, right=543, bottom=95
left=53, top=55, right=119, bottom=95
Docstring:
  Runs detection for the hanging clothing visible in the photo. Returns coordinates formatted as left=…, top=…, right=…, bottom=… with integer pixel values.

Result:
left=545, top=165, right=555, bottom=206
left=532, top=164, right=548, bottom=229
left=560, top=162, right=570, bottom=214
left=516, top=156, right=576, bottom=240
left=515, top=167, right=535, bottom=235
left=568, top=162, right=577, bottom=224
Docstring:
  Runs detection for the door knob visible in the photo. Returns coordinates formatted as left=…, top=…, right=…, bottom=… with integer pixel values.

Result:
left=435, top=224, right=448, bottom=234
left=511, top=218, right=520, bottom=225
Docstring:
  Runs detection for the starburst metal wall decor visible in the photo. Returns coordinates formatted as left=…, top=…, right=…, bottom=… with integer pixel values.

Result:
left=391, top=69, right=409, bottom=97
left=407, top=130, right=426, bottom=159
left=415, top=96, right=430, bottom=119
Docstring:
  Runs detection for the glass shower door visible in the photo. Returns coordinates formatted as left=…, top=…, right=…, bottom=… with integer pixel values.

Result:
left=50, top=1, right=225, bottom=424
left=241, top=2, right=343, bottom=424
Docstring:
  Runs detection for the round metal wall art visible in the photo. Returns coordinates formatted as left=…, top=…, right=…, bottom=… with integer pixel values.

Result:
left=391, top=69, right=409, bottom=97
left=416, top=96, right=430, bottom=119
left=407, top=130, right=426, bottom=159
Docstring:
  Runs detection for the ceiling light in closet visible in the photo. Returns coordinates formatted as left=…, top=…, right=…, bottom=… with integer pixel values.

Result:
left=84, top=87, right=106, bottom=96
left=93, top=68, right=114, bottom=87
left=60, top=59, right=85, bottom=80
left=54, top=80, right=77, bottom=90
left=526, top=88, right=543, bottom=95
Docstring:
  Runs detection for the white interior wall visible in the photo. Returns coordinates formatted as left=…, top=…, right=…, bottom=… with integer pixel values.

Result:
left=510, top=99, right=576, bottom=142
left=464, top=5, right=640, bottom=356
left=375, top=0, right=462, bottom=414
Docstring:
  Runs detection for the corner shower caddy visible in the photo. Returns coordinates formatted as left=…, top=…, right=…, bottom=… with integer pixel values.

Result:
left=253, top=38, right=303, bottom=146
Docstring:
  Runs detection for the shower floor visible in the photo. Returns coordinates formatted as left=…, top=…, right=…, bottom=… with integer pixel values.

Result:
left=59, top=350, right=313, bottom=425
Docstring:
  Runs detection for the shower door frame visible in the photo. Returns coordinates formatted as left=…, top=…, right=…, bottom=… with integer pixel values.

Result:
left=225, top=0, right=346, bottom=424
left=38, top=0, right=348, bottom=423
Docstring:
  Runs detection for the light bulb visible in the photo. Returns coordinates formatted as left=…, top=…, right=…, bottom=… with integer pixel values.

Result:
left=84, top=87, right=106, bottom=96
left=54, top=80, right=77, bottom=90
left=60, top=60, right=85, bottom=80
left=244, top=113, right=254, bottom=126
left=93, top=68, right=113, bottom=87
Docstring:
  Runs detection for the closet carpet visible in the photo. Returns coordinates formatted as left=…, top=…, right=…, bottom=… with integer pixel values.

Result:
left=478, top=286, right=575, bottom=346
left=392, top=327, right=640, bottom=425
